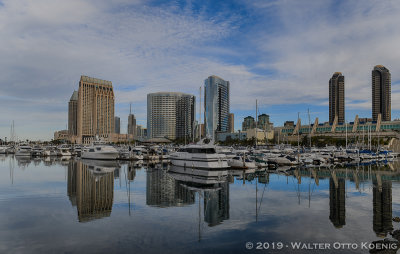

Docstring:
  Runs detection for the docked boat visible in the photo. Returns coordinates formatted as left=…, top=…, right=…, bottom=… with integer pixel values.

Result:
left=170, top=143, right=229, bottom=169
left=15, top=144, right=32, bottom=157
left=0, top=146, right=9, bottom=154
left=81, top=141, right=119, bottom=160
left=57, top=145, right=72, bottom=157
left=43, top=146, right=58, bottom=157
left=228, top=155, right=257, bottom=169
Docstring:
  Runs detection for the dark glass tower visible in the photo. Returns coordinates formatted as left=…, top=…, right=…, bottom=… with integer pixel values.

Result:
left=204, top=75, right=230, bottom=139
left=372, top=65, right=391, bottom=121
left=329, top=72, right=345, bottom=124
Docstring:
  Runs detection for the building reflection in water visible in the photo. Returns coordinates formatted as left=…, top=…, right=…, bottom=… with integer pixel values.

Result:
left=329, top=177, right=346, bottom=228
left=373, top=179, right=393, bottom=237
left=203, top=181, right=229, bottom=227
left=67, top=160, right=117, bottom=222
left=146, top=168, right=195, bottom=207
left=155, top=165, right=230, bottom=227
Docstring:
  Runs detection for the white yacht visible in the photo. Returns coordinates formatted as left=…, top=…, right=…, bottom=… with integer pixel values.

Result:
left=228, top=155, right=257, bottom=169
left=57, top=145, right=72, bottom=157
left=81, top=141, right=119, bottom=160
left=15, top=144, right=32, bottom=157
left=43, top=146, right=58, bottom=157
left=0, top=146, right=9, bottom=154
left=170, top=143, right=229, bottom=169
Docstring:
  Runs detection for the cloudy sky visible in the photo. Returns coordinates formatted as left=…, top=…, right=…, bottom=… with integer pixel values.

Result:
left=1, top=0, right=399, bottom=140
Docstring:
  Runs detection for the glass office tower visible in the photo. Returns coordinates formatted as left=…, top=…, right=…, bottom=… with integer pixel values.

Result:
left=204, top=75, right=230, bottom=139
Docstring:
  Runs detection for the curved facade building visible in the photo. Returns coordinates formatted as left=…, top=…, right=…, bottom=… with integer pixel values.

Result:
left=372, top=65, right=391, bottom=121
left=147, top=92, right=195, bottom=140
left=204, top=75, right=230, bottom=139
left=329, top=72, right=345, bottom=124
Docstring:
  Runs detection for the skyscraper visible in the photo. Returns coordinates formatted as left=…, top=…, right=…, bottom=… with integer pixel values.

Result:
left=114, top=116, right=120, bottom=134
left=77, top=75, right=115, bottom=144
left=242, top=116, right=255, bottom=131
left=127, top=104, right=136, bottom=138
left=257, top=114, right=272, bottom=131
left=372, top=65, right=391, bottom=121
left=68, top=91, right=78, bottom=136
left=147, top=92, right=195, bottom=140
left=204, top=75, right=230, bottom=139
left=329, top=72, right=345, bottom=124
left=228, top=113, right=234, bottom=133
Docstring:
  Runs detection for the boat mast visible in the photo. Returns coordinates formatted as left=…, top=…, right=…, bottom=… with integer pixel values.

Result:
left=308, top=108, right=311, bottom=149
left=255, top=99, right=258, bottom=148
left=199, top=86, right=202, bottom=141
left=345, top=120, right=348, bottom=149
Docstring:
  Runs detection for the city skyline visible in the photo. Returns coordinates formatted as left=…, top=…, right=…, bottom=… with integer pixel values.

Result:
left=1, top=0, right=400, bottom=140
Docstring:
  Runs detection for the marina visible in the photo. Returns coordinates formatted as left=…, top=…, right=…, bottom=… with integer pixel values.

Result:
left=1, top=154, right=400, bottom=253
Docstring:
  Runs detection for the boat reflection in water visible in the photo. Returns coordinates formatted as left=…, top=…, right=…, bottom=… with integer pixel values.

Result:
left=168, top=165, right=230, bottom=228
left=67, top=159, right=119, bottom=222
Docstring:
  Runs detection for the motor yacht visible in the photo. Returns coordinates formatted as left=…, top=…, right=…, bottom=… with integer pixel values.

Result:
left=15, top=144, right=32, bottom=157
left=228, top=154, right=257, bottom=169
left=81, top=141, right=119, bottom=160
left=170, top=143, right=229, bottom=169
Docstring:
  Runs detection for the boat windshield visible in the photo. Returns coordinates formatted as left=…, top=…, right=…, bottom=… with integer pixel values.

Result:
left=179, top=148, right=216, bottom=154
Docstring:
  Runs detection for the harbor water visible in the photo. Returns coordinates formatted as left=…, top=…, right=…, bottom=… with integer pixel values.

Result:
left=1, top=155, right=400, bottom=253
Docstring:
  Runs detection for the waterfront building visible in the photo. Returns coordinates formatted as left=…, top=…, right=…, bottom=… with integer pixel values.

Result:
left=114, top=116, right=120, bottom=134
left=54, top=130, right=69, bottom=142
left=329, top=178, right=346, bottom=228
left=228, top=113, right=234, bottom=133
left=373, top=180, right=393, bottom=237
left=147, top=92, right=195, bottom=140
left=329, top=72, right=345, bottom=124
left=372, top=65, right=391, bottom=121
left=277, top=115, right=400, bottom=137
left=216, top=131, right=247, bottom=142
left=68, top=91, right=78, bottom=136
left=77, top=76, right=115, bottom=144
left=242, top=116, right=255, bottom=131
left=204, top=75, right=230, bottom=139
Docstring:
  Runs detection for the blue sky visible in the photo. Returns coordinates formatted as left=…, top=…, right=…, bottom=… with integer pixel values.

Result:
left=0, top=0, right=400, bottom=140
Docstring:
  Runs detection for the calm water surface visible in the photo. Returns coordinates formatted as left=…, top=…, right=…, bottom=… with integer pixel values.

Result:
left=1, top=155, right=400, bottom=254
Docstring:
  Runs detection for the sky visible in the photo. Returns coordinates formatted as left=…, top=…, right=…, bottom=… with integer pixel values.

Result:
left=0, top=0, right=400, bottom=141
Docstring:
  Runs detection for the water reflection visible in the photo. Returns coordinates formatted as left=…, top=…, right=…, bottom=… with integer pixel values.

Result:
left=146, top=167, right=195, bottom=207
left=3, top=155, right=400, bottom=253
left=67, top=159, right=119, bottom=222
left=329, top=178, right=346, bottom=228
left=373, top=180, right=393, bottom=237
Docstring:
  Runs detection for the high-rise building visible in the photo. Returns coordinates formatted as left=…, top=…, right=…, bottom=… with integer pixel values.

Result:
left=114, top=116, right=120, bottom=134
left=228, top=113, right=234, bottom=133
left=77, top=76, right=115, bottom=144
left=257, top=114, right=273, bottom=131
left=147, top=92, right=195, bottom=140
left=204, top=75, right=230, bottom=139
left=68, top=91, right=78, bottom=136
left=242, top=116, right=255, bottom=131
left=127, top=105, right=136, bottom=138
left=329, top=72, right=345, bottom=124
left=372, top=65, right=391, bottom=121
